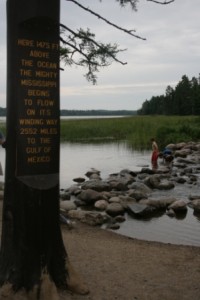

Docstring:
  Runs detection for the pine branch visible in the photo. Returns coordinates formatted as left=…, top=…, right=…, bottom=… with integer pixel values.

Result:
left=60, top=23, right=128, bottom=65
left=146, top=0, right=175, bottom=4
left=66, top=0, right=146, bottom=41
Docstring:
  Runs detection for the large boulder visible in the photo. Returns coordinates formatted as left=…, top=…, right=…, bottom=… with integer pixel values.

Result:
left=73, top=177, right=86, bottom=183
left=85, top=168, right=101, bottom=178
left=81, top=180, right=111, bottom=192
left=106, top=202, right=125, bottom=217
left=144, top=175, right=161, bottom=189
left=168, top=200, right=188, bottom=212
left=77, top=188, right=103, bottom=204
left=60, top=190, right=71, bottom=200
left=94, top=200, right=109, bottom=211
left=108, top=180, right=128, bottom=191
left=157, top=180, right=175, bottom=190
left=140, top=197, right=177, bottom=209
left=174, top=150, right=189, bottom=158
left=68, top=210, right=107, bottom=226
left=175, top=142, right=187, bottom=149
left=60, top=200, right=77, bottom=211
left=190, top=199, right=200, bottom=212
left=128, top=182, right=152, bottom=193
left=126, top=203, right=156, bottom=218
left=128, top=190, right=148, bottom=201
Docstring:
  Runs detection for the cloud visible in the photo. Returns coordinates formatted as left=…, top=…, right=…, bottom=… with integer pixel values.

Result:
left=0, top=0, right=200, bottom=110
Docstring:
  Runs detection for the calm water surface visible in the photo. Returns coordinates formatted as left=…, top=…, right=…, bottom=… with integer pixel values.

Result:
left=60, top=142, right=150, bottom=187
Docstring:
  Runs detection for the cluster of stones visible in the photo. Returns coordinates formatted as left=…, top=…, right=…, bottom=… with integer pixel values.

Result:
left=60, top=141, right=200, bottom=230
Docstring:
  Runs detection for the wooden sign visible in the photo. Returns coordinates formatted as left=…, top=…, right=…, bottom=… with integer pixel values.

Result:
left=7, top=0, right=60, bottom=189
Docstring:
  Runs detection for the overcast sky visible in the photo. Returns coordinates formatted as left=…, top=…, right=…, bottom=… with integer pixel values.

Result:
left=0, top=0, right=200, bottom=111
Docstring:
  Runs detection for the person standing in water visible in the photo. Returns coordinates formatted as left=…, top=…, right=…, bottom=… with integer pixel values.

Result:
left=151, top=138, right=159, bottom=169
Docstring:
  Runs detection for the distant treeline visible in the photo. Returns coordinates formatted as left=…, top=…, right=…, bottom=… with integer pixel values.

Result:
left=60, top=109, right=136, bottom=116
left=137, top=74, right=200, bottom=115
left=0, top=108, right=136, bottom=117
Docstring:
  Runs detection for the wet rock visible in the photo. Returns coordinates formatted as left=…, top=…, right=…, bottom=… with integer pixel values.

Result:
left=60, top=200, right=77, bottom=211
left=128, top=190, right=148, bottom=201
left=166, top=209, right=176, bottom=217
left=140, top=168, right=154, bottom=174
left=106, top=202, right=125, bottom=217
left=59, top=141, right=200, bottom=230
left=81, top=180, right=111, bottom=192
left=165, top=143, right=176, bottom=150
left=140, top=197, right=177, bottom=209
left=154, top=166, right=171, bottom=174
left=128, top=182, right=152, bottom=193
left=108, top=196, right=121, bottom=203
left=108, top=172, right=135, bottom=188
left=89, top=173, right=102, bottom=180
left=177, top=158, right=196, bottom=165
left=77, top=188, right=103, bottom=204
left=119, top=195, right=137, bottom=203
left=73, top=177, right=86, bottom=183
left=114, top=215, right=126, bottom=223
left=144, top=174, right=160, bottom=189
left=174, top=150, right=189, bottom=158
left=157, top=180, right=175, bottom=190
left=107, top=223, right=120, bottom=230
left=173, top=162, right=187, bottom=168
left=188, top=175, right=198, bottom=182
left=85, top=168, right=101, bottom=178
left=67, top=185, right=81, bottom=195
left=108, top=180, right=128, bottom=191
left=74, top=198, right=88, bottom=207
left=174, top=177, right=187, bottom=184
left=68, top=210, right=107, bottom=226
left=168, top=200, right=188, bottom=212
left=126, top=203, right=156, bottom=217
left=60, top=190, right=71, bottom=200
left=94, top=200, right=109, bottom=210
left=189, top=195, right=200, bottom=200
left=176, top=142, right=187, bottom=149
left=120, top=169, right=137, bottom=177
left=190, top=199, right=200, bottom=212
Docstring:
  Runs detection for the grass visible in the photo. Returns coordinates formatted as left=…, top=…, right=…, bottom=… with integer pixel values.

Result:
left=1, top=115, right=200, bottom=150
left=60, top=115, right=200, bottom=149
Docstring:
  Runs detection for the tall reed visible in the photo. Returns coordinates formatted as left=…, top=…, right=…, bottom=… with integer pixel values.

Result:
left=1, top=115, right=199, bottom=150
left=60, top=115, right=200, bottom=149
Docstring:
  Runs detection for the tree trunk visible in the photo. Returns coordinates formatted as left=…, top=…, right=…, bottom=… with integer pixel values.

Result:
left=0, top=181, right=68, bottom=291
left=0, top=0, right=89, bottom=298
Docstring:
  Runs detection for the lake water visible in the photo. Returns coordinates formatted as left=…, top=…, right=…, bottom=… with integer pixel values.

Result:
left=59, top=142, right=200, bottom=247
left=0, top=136, right=199, bottom=247
left=60, top=141, right=150, bottom=187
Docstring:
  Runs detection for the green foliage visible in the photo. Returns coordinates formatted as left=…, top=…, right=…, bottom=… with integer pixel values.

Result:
left=60, top=26, right=124, bottom=84
left=60, top=109, right=136, bottom=116
left=60, top=115, right=200, bottom=149
left=137, top=74, right=200, bottom=116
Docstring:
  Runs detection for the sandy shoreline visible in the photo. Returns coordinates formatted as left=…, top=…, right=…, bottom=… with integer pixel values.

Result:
left=0, top=200, right=200, bottom=299
left=60, top=221, right=200, bottom=300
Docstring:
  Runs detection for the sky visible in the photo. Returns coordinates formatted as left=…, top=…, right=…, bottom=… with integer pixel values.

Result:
left=0, top=0, right=200, bottom=111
